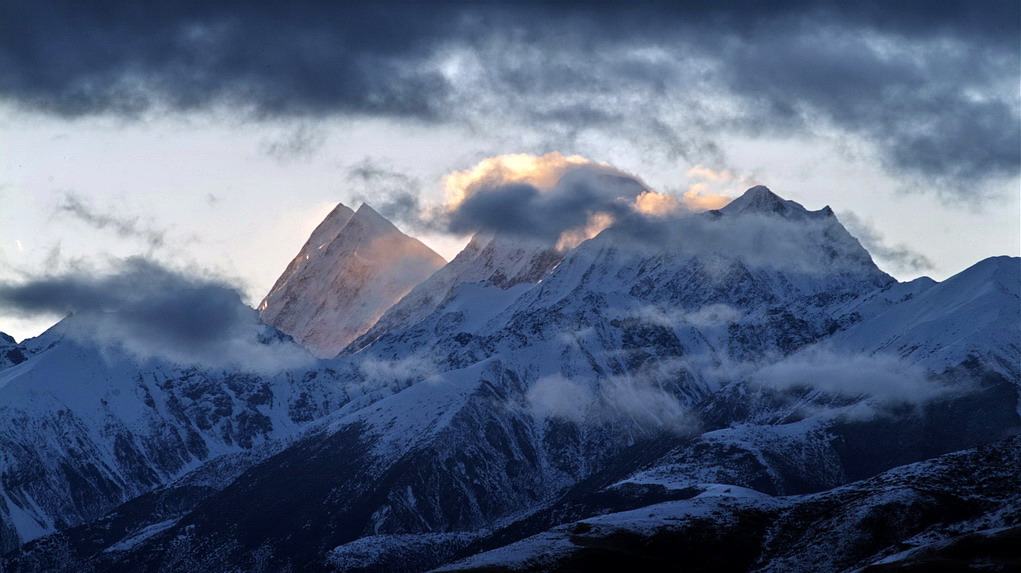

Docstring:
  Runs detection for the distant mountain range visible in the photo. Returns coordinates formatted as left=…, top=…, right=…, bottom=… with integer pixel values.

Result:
left=0, top=186, right=1017, bottom=572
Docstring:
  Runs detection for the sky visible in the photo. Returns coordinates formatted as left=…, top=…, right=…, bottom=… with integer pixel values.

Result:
left=1, top=1, right=1018, bottom=342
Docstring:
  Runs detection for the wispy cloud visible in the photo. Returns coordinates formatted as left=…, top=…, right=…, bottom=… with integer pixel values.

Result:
left=839, top=210, right=935, bottom=274
left=527, top=365, right=700, bottom=436
left=261, top=123, right=326, bottom=162
left=748, top=349, right=952, bottom=416
left=57, top=192, right=167, bottom=249
left=628, top=304, right=743, bottom=329
left=355, top=353, right=439, bottom=389
left=345, top=158, right=431, bottom=232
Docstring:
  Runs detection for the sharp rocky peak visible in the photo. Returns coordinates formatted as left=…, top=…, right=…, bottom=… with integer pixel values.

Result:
left=720, top=185, right=803, bottom=217
left=304, top=203, right=356, bottom=251
left=717, top=185, right=842, bottom=224
left=259, top=200, right=445, bottom=358
left=348, top=202, right=400, bottom=237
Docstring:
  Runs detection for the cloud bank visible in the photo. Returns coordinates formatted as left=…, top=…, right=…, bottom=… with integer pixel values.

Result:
left=750, top=350, right=948, bottom=408
left=440, top=152, right=734, bottom=249
left=2, top=2, right=1016, bottom=194
left=0, top=257, right=312, bottom=372
left=444, top=154, right=649, bottom=242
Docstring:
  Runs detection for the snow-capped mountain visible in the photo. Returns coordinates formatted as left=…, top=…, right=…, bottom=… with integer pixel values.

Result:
left=260, top=202, right=446, bottom=358
left=0, top=186, right=1017, bottom=572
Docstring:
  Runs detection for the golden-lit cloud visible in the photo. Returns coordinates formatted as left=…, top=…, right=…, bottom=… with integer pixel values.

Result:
left=443, top=152, right=651, bottom=250
left=634, top=191, right=681, bottom=216
left=678, top=164, right=759, bottom=211
left=680, top=185, right=732, bottom=211
left=440, top=153, right=755, bottom=251
left=443, top=152, right=596, bottom=208
left=634, top=187, right=730, bottom=215
left=686, top=165, right=740, bottom=182
left=555, top=212, right=615, bottom=251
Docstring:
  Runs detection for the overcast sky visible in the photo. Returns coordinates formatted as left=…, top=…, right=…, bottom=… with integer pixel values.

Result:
left=1, top=1, right=1018, bottom=341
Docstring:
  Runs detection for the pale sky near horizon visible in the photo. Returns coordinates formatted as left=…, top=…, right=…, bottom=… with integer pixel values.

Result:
left=1, top=2, right=1018, bottom=342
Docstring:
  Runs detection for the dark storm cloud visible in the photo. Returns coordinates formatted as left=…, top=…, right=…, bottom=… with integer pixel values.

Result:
left=0, top=257, right=245, bottom=344
left=0, top=257, right=311, bottom=370
left=58, top=192, right=166, bottom=249
left=719, top=28, right=1020, bottom=187
left=2, top=1, right=1017, bottom=191
left=0, top=1, right=453, bottom=118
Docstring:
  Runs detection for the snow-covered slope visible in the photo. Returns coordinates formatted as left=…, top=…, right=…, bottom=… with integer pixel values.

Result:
left=620, top=255, right=1021, bottom=503
left=260, top=203, right=446, bottom=358
left=358, top=186, right=895, bottom=378
left=0, top=312, right=349, bottom=552
left=824, top=255, right=1020, bottom=378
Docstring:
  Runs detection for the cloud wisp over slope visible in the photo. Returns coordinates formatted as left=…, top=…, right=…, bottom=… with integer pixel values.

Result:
left=0, top=257, right=311, bottom=371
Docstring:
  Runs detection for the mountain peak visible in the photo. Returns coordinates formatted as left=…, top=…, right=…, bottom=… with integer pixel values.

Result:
left=349, top=203, right=400, bottom=236
left=327, top=201, right=355, bottom=219
left=745, top=184, right=777, bottom=199
left=720, top=185, right=809, bottom=217
left=306, top=203, right=356, bottom=248
left=259, top=202, right=445, bottom=357
left=354, top=202, right=384, bottom=220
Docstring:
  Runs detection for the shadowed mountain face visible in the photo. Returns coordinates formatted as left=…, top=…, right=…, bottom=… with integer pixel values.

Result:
left=0, top=332, right=27, bottom=370
left=259, top=203, right=446, bottom=358
left=0, top=186, right=1017, bottom=572
left=438, top=435, right=1021, bottom=573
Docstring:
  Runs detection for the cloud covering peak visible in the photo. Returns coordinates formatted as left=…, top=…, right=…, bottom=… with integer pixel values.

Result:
left=0, top=258, right=311, bottom=371
left=440, top=152, right=730, bottom=249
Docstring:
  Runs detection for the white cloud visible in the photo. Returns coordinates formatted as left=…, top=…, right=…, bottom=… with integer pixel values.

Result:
left=751, top=350, right=948, bottom=406
left=526, top=368, right=700, bottom=435
left=630, top=303, right=743, bottom=329
left=526, top=375, right=596, bottom=425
